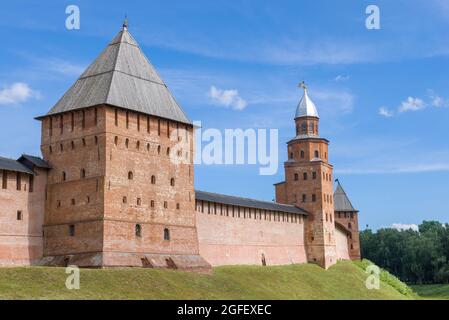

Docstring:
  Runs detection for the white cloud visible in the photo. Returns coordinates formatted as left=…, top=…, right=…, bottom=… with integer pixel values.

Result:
left=399, top=97, right=426, bottom=113
left=334, top=75, right=350, bottom=82
left=379, top=107, right=394, bottom=117
left=427, top=90, right=449, bottom=108
left=45, top=58, right=85, bottom=76
left=391, top=223, right=419, bottom=232
left=209, top=85, right=248, bottom=110
left=0, top=82, right=40, bottom=106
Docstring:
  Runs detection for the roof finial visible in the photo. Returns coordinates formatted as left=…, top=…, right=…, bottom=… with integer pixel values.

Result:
left=299, top=80, right=308, bottom=92
left=122, top=15, right=129, bottom=30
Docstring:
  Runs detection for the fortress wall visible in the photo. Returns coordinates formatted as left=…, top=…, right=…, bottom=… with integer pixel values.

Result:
left=335, top=227, right=350, bottom=260
left=195, top=200, right=307, bottom=266
left=0, top=167, right=46, bottom=266
left=335, top=211, right=361, bottom=260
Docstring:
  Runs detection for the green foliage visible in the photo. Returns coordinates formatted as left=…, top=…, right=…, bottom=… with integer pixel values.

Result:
left=360, top=221, right=449, bottom=284
left=0, top=261, right=412, bottom=300
left=354, top=259, right=415, bottom=297
left=411, top=284, right=449, bottom=300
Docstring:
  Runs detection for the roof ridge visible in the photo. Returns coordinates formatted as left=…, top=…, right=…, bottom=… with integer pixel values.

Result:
left=195, top=190, right=295, bottom=207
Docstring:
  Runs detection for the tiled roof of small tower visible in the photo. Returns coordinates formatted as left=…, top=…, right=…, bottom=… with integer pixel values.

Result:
left=39, top=21, right=191, bottom=124
left=334, top=180, right=358, bottom=212
left=295, top=81, right=319, bottom=119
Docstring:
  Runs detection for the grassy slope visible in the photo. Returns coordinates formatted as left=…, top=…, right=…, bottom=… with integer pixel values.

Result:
left=411, top=284, right=449, bottom=300
left=0, top=261, right=413, bottom=300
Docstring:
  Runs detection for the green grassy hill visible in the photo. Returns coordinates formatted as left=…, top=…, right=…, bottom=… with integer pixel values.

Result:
left=411, top=284, right=449, bottom=300
left=0, top=260, right=415, bottom=300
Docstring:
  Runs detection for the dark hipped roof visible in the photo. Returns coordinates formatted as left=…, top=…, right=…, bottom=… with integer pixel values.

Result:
left=334, top=180, right=358, bottom=212
left=37, top=26, right=191, bottom=125
left=195, top=190, right=308, bottom=215
left=0, top=156, right=35, bottom=175
left=18, top=154, right=51, bottom=169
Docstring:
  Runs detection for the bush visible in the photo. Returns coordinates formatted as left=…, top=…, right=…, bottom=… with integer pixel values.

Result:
left=354, top=259, right=415, bottom=297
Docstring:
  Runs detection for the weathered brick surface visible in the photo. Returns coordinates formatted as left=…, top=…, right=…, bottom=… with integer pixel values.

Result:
left=195, top=201, right=307, bottom=266
left=0, top=168, right=46, bottom=266
left=335, top=211, right=361, bottom=260
left=38, top=105, right=209, bottom=270
left=335, top=227, right=350, bottom=260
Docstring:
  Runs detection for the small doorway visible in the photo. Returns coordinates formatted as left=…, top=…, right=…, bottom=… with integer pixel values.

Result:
left=261, top=253, right=267, bottom=266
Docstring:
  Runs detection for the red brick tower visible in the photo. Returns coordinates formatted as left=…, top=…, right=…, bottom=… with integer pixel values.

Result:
left=36, top=21, right=210, bottom=270
left=334, top=180, right=361, bottom=260
left=275, top=82, right=337, bottom=268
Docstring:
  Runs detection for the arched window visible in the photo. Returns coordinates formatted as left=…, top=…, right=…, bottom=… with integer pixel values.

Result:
left=81, top=169, right=86, bottom=179
left=135, top=224, right=141, bottom=237
left=82, top=138, right=86, bottom=146
left=147, top=143, right=150, bottom=151
left=166, top=147, right=170, bottom=156
left=294, top=173, right=298, bottom=181
left=164, top=228, right=170, bottom=241
left=348, top=222, right=352, bottom=229
left=151, top=175, right=156, bottom=184
left=170, top=178, right=175, bottom=187
left=60, top=144, right=64, bottom=152
left=114, top=136, right=118, bottom=146
left=157, top=145, right=161, bottom=155
left=62, top=171, right=66, bottom=181
left=314, top=150, right=319, bottom=158
left=309, top=122, right=315, bottom=134
left=95, top=136, right=98, bottom=145
left=125, top=139, right=129, bottom=148
left=49, top=145, right=53, bottom=154
left=71, top=141, right=75, bottom=150
left=176, top=203, right=180, bottom=210
left=128, top=171, right=133, bottom=180
left=300, top=150, right=305, bottom=158
left=136, top=141, right=140, bottom=150
left=300, top=122, right=307, bottom=134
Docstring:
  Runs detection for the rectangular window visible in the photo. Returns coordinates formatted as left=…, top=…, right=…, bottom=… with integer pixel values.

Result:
left=16, top=173, right=21, bottom=191
left=312, top=194, right=316, bottom=202
left=302, top=194, right=306, bottom=203
left=115, top=109, right=118, bottom=126
left=126, top=112, right=129, bottom=129
left=312, top=172, right=317, bottom=179
left=147, top=116, right=150, bottom=133
left=2, top=171, right=7, bottom=189
left=29, top=175, right=34, bottom=193
left=294, top=173, right=298, bottom=181
left=17, top=211, right=22, bottom=221
left=158, top=119, right=161, bottom=136
left=167, top=121, right=170, bottom=138
left=137, top=114, right=140, bottom=131
left=303, top=172, right=308, bottom=180
left=69, top=225, right=75, bottom=236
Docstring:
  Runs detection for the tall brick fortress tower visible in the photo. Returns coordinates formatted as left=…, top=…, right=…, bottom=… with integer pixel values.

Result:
left=36, top=21, right=210, bottom=270
left=275, top=82, right=337, bottom=268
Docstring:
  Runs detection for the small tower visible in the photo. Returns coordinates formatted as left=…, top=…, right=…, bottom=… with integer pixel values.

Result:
left=275, top=82, right=337, bottom=268
left=334, top=180, right=361, bottom=260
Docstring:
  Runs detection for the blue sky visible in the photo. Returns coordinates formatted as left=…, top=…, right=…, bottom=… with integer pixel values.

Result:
left=0, top=0, right=448, bottom=230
